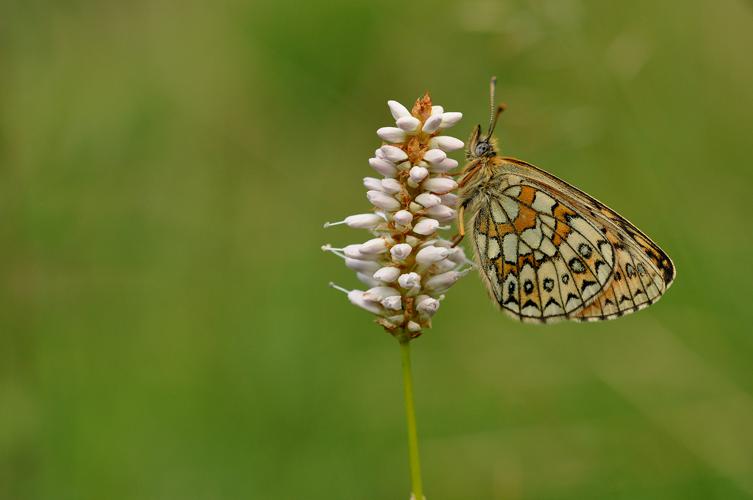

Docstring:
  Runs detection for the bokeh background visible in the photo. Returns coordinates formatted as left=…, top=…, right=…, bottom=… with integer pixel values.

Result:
left=2, top=1, right=753, bottom=499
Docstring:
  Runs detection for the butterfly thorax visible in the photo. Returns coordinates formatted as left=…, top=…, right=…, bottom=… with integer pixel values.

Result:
left=458, top=129, right=508, bottom=213
left=458, top=158, right=507, bottom=210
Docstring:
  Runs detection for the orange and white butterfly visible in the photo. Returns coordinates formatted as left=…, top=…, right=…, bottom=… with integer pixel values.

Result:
left=453, top=78, right=675, bottom=323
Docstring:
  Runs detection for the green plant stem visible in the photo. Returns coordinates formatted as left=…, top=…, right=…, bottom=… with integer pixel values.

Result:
left=399, top=338, right=424, bottom=500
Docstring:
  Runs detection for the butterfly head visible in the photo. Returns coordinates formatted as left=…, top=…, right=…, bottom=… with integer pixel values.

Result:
left=468, top=125, right=499, bottom=159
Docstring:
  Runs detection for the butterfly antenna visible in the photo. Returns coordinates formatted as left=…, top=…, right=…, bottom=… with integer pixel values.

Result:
left=488, top=76, right=497, bottom=131
left=486, top=76, right=507, bottom=139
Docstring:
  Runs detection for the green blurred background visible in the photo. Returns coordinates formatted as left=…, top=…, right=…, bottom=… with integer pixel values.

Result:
left=2, top=1, right=753, bottom=499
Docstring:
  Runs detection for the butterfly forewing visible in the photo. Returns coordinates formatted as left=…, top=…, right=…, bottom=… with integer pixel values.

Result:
left=470, top=158, right=674, bottom=323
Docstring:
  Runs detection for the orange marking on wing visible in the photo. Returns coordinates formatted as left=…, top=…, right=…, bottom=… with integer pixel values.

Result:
left=517, top=253, right=536, bottom=269
left=495, top=223, right=513, bottom=237
left=521, top=283, right=541, bottom=304
left=552, top=221, right=571, bottom=246
left=553, top=204, right=577, bottom=220
left=513, top=205, right=537, bottom=232
left=517, top=185, right=536, bottom=205
left=495, top=257, right=517, bottom=277
left=479, top=217, right=514, bottom=238
left=604, top=231, right=621, bottom=245
left=550, top=204, right=576, bottom=246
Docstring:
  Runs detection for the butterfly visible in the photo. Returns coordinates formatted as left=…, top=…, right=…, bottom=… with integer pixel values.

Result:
left=452, top=78, right=675, bottom=323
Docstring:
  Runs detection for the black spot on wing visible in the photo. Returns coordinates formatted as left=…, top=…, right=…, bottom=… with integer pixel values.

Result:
left=544, top=297, right=560, bottom=308
left=578, top=243, right=592, bottom=258
left=626, top=263, right=636, bottom=278
left=522, top=299, right=539, bottom=309
left=569, top=258, right=586, bottom=274
left=580, top=280, right=597, bottom=292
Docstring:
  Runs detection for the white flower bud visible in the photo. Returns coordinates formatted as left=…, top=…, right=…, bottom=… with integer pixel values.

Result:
left=381, top=295, right=403, bottom=311
left=422, top=177, right=458, bottom=194
left=428, top=157, right=459, bottom=173
left=363, top=177, right=384, bottom=191
left=369, top=157, right=397, bottom=177
left=324, top=213, right=383, bottom=229
left=440, top=193, right=458, bottom=208
left=425, top=204, right=456, bottom=221
left=393, top=210, right=413, bottom=226
left=396, top=116, right=420, bottom=132
left=431, top=105, right=444, bottom=115
left=341, top=244, right=365, bottom=259
left=429, top=136, right=464, bottom=152
left=377, top=127, right=407, bottom=143
left=381, top=178, right=402, bottom=194
left=412, top=217, right=439, bottom=235
left=398, top=272, right=421, bottom=290
left=364, top=286, right=400, bottom=301
left=441, top=158, right=459, bottom=170
left=409, top=166, right=429, bottom=184
left=422, top=114, right=442, bottom=133
left=448, top=246, right=470, bottom=265
left=416, top=295, right=440, bottom=316
left=423, top=149, right=446, bottom=164
left=357, top=272, right=381, bottom=287
left=373, top=266, right=401, bottom=282
left=359, top=237, right=389, bottom=254
left=432, top=258, right=457, bottom=273
left=343, top=243, right=380, bottom=260
left=409, top=202, right=423, bottom=213
left=425, top=270, right=467, bottom=292
left=415, top=192, right=442, bottom=208
left=390, top=243, right=413, bottom=261
left=380, top=145, right=408, bottom=162
left=439, top=112, right=463, bottom=128
left=416, top=246, right=450, bottom=266
left=388, top=100, right=411, bottom=120
left=367, top=190, right=401, bottom=211
left=347, top=290, right=383, bottom=314
left=345, top=258, right=381, bottom=273
left=406, top=321, right=422, bottom=332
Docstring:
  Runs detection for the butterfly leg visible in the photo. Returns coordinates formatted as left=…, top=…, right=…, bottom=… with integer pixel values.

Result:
left=450, top=204, right=465, bottom=247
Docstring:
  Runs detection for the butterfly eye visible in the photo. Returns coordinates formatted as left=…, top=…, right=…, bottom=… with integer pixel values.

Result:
left=474, top=141, right=491, bottom=156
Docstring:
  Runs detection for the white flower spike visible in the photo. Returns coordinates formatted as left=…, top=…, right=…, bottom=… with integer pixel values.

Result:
left=323, top=92, right=469, bottom=338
